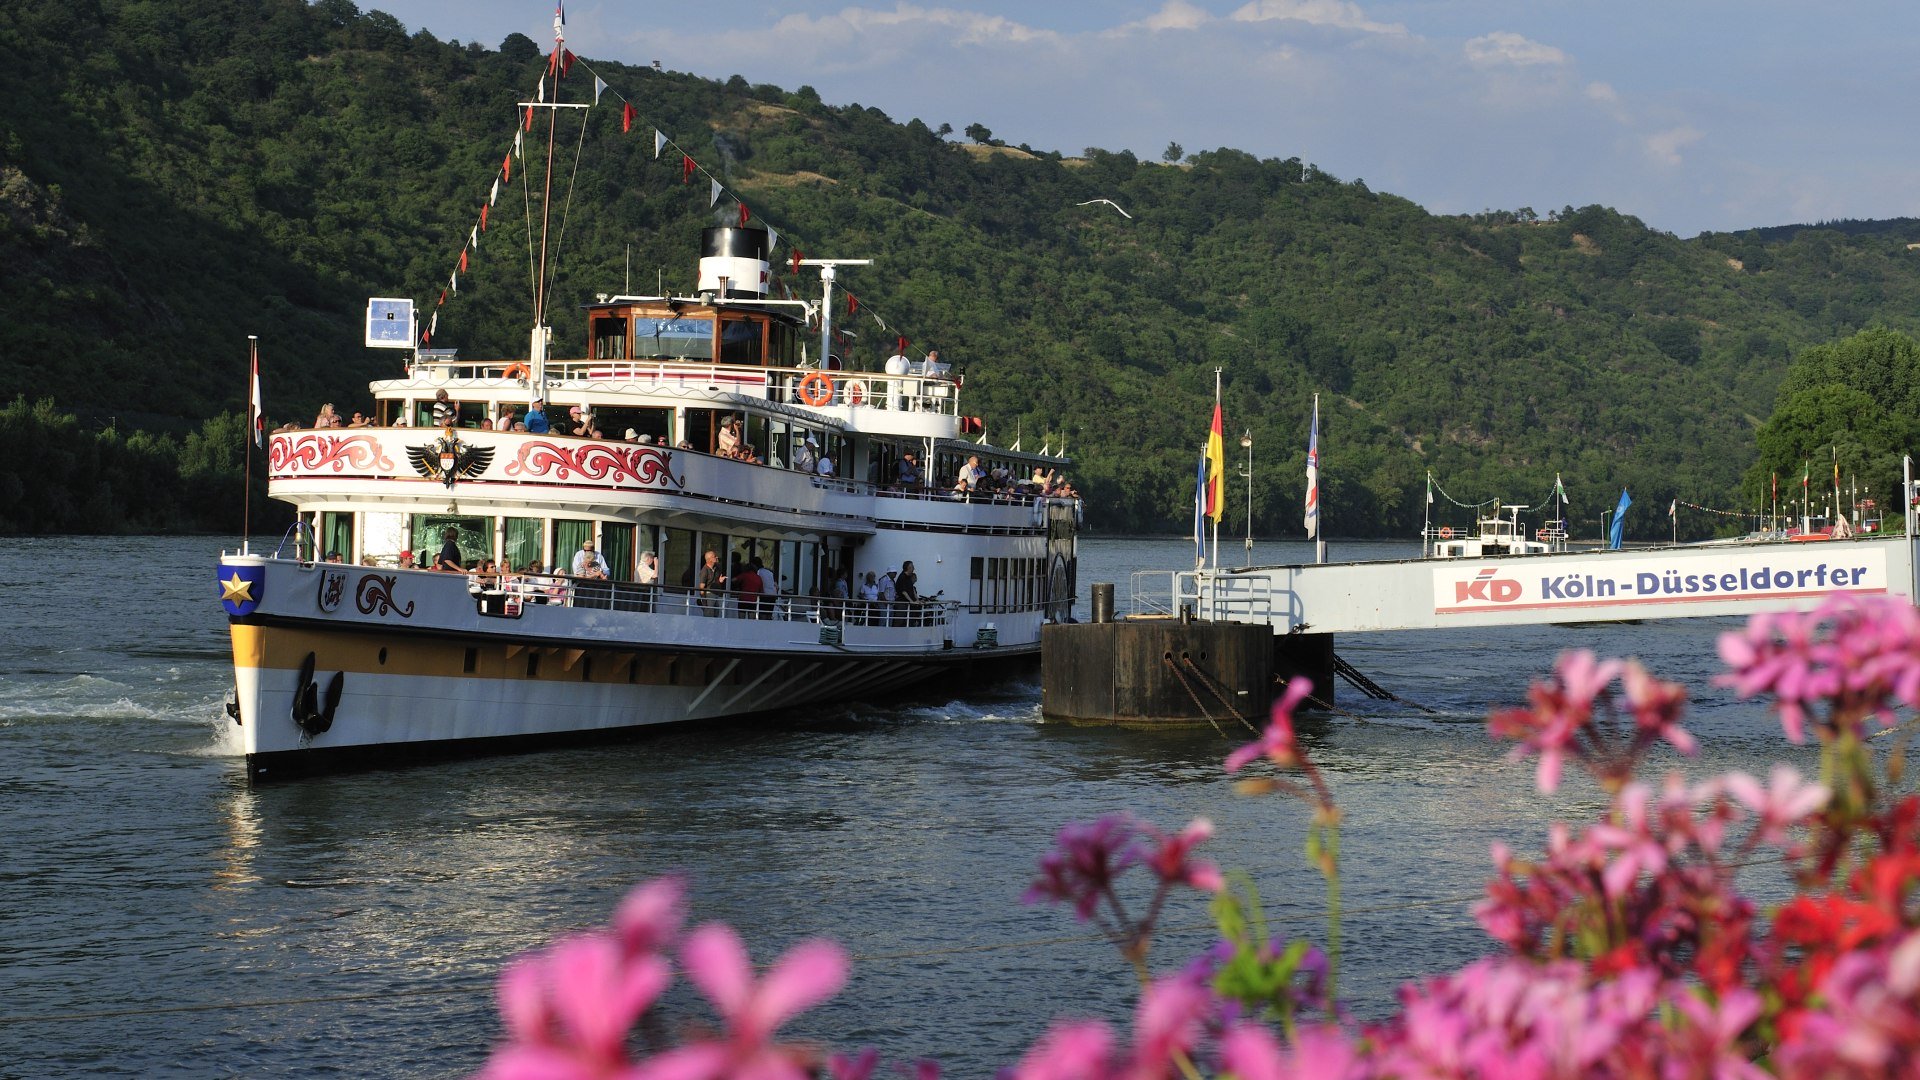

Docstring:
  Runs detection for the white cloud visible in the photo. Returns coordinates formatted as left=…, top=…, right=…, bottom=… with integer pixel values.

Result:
left=1228, top=0, right=1406, bottom=36
left=1644, top=125, right=1703, bottom=166
left=1463, top=31, right=1567, bottom=67
left=1584, top=81, right=1618, bottom=103
left=1120, top=0, right=1213, bottom=33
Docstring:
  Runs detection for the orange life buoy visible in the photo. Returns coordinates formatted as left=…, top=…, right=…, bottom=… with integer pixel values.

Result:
left=844, top=379, right=868, bottom=407
left=1536, top=529, right=1548, bottom=541
left=1438, top=526, right=1454, bottom=540
left=799, top=371, right=835, bottom=407
left=503, top=363, right=531, bottom=381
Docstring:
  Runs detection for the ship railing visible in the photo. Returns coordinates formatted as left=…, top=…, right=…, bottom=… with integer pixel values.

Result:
left=420, top=357, right=964, bottom=416
left=1129, top=570, right=1180, bottom=617
left=488, top=575, right=953, bottom=628
left=1128, top=570, right=1288, bottom=625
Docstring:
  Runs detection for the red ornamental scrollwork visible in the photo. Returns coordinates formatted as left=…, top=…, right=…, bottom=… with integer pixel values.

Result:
left=355, top=574, right=415, bottom=618
left=504, top=442, right=682, bottom=488
left=269, top=434, right=396, bottom=475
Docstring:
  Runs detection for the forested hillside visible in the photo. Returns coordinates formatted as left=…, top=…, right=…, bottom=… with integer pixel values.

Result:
left=7, top=0, right=1920, bottom=537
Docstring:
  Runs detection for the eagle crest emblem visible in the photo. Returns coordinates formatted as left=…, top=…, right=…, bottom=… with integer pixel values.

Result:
left=407, top=428, right=495, bottom=488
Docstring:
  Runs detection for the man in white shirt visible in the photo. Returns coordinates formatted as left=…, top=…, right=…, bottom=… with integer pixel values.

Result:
left=571, top=539, right=609, bottom=578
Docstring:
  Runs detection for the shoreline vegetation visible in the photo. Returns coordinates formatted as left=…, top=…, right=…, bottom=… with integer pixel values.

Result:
left=8, top=0, right=1920, bottom=537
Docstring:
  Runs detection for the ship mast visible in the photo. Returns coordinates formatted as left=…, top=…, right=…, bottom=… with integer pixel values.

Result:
left=522, top=7, right=589, bottom=398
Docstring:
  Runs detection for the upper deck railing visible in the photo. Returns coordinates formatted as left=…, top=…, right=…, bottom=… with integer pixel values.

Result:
left=404, top=357, right=963, bottom=416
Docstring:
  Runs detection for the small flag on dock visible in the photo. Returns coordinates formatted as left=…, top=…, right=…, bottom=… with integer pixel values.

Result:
left=249, top=338, right=264, bottom=448
left=1205, top=402, right=1225, bottom=523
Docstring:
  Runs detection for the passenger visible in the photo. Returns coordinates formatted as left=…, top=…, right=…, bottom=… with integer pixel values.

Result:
left=815, top=451, right=836, bottom=478
left=895, top=560, right=920, bottom=602
left=314, top=403, right=341, bottom=428
left=897, top=452, right=921, bottom=489
left=431, top=389, right=454, bottom=427
left=398, top=548, right=413, bottom=570
left=434, top=528, right=463, bottom=572
left=348, top=411, right=373, bottom=428
left=636, top=551, right=659, bottom=613
left=624, top=428, right=640, bottom=443
left=323, top=549, right=344, bottom=563
left=525, top=399, right=551, bottom=434
left=495, top=405, right=515, bottom=432
left=570, top=539, right=610, bottom=578
left=752, top=557, right=778, bottom=618
left=733, top=556, right=764, bottom=617
left=795, top=435, right=818, bottom=474
left=856, top=571, right=881, bottom=625
left=717, top=416, right=742, bottom=456
left=696, top=550, right=727, bottom=616
left=951, top=476, right=972, bottom=501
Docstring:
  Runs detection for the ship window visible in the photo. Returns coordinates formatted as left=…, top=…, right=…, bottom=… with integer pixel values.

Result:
left=591, top=316, right=629, bottom=360
left=552, top=520, right=594, bottom=572
left=769, top=322, right=799, bottom=366
left=684, top=409, right=717, bottom=453
left=632, top=316, right=713, bottom=361
left=663, top=527, right=696, bottom=590
left=602, top=523, right=636, bottom=581
left=594, top=406, right=671, bottom=445
left=719, top=318, right=764, bottom=365
left=503, top=518, right=543, bottom=572
left=463, top=648, right=477, bottom=673
left=412, top=515, right=491, bottom=567
left=320, top=512, right=354, bottom=563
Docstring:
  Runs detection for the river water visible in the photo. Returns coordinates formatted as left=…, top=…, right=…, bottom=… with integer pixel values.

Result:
left=0, top=535, right=1818, bottom=1076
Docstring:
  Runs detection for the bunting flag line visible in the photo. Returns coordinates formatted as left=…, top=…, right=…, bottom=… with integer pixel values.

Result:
left=489, top=178, right=500, bottom=206
left=594, top=75, right=606, bottom=104
left=449, top=271, right=457, bottom=294
left=737, top=202, right=750, bottom=227
left=503, top=153, right=512, bottom=183
left=766, top=226, right=777, bottom=253
left=438, top=289, right=446, bottom=306
left=458, top=249, right=469, bottom=273
left=897, top=335, right=909, bottom=354
left=429, top=311, right=438, bottom=336
left=847, top=293, right=859, bottom=316
left=790, top=249, right=802, bottom=274
left=709, top=179, right=722, bottom=207
left=653, top=128, right=665, bottom=158
left=560, top=50, right=575, bottom=78
left=682, top=155, right=696, bottom=183
left=469, top=225, right=478, bottom=250
left=623, top=103, right=636, bottom=133
left=513, top=130, right=523, bottom=158
left=479, top=203, right=488, bottom=231
left=537, top=75, right=546, bottom=103
left=524, top=104, right=535, bottom=131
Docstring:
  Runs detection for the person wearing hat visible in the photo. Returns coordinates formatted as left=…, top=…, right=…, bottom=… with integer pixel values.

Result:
left=398, top=548, right=414, bottom=570
left=624, top=428, right=639, bottom=442
left=525, top=399, right=550, bottom=434
left=794, top=434, right=818, bottom=474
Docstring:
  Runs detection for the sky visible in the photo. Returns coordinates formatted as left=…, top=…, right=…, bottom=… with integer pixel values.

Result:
left=370, top=0, right=1920, bottom=236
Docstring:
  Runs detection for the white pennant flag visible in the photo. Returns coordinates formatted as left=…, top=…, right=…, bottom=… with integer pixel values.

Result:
left=514, top=130, right=523, bottom=158
left=709, top=179, right=722, bottom=207
left=653, top=129, right=666, bottom=159
left=593, top=75, right=606, bottom=104
left=429, top=311, right=438, bottom=335
left=766, top=226, right=778, bottom=253
left=490, top=178, right=500, bottom=207
left=450, top=272, right=458, bottom=294
left=470, top=226, right=478, bottom=250
left=537, top=75, right=546, bottom=103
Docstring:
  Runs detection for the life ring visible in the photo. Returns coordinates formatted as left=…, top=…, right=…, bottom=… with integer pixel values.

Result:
left=799, top=371, right=835, bottom=406
left=844, top=379, right=868, bottom=407
left=503, top=363, right=531, bottom=381
left=1438, top=526, right=1454, bottom=540
left=1536, top=529, right=1548, bottom=541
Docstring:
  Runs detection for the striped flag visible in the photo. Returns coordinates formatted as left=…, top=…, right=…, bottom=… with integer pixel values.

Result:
left=1304, top=395, right=1320, bottom=538
left=1204, top=402, right=1225, bottom=522
left=1194, top=449, right=1209, bottom=564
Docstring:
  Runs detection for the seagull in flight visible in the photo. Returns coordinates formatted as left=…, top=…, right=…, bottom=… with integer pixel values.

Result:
left=1076, top=198, right=1133, bottom=219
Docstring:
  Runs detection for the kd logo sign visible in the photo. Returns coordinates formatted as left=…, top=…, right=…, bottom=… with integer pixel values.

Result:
left=1454, top=568, right=1522, bottom=604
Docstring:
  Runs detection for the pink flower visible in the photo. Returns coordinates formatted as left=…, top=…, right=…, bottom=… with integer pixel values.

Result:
left=1013, top=1022, right=1114, bottom=1080
left=1143, top=819, right=1224, bottom=894
left=1489, top=650, right=1623, bottom=793
left=1219, top=1023, right=1358, bottom=1080
left=1226, top=677, right=1313, bottom=773
left=1024, top=815, right=1143, bottom=920
left=481, top=933, right=671, bottom=1080
left=828, top=1048, right=879, bottom=1080
left=637, top=924, right=848, bottom=1080
left=1723, top=765, right=1829, bottom=847
left=1123, top=977, right=1212, bottom=1079
left=1621, top=661, right=1694, bottom=756
left=614, top=874, right=686, bottom=957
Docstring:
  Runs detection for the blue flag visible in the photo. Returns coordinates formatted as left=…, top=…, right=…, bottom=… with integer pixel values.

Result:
left=1194, top=449, right=1209, bottom=565
left=1609, top=489, right=1632, bottom=550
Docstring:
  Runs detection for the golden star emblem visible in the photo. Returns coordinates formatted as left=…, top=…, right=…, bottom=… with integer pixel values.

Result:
left=221, top=571, right=255, bottom=605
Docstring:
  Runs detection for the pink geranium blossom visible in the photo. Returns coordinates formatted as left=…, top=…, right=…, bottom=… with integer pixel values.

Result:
left=1226, top=677, right=1314, bottom=773
left=1142, top=818, right=1224, bottom=894
left=1024, top=815, right=1143, bottom=920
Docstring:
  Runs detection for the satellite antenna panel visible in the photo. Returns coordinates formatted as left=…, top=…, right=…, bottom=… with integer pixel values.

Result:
left=365, top=297, right=416, bottom=349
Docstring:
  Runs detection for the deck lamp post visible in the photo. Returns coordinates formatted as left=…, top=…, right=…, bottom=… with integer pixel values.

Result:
left=1239, top=430, right=1254, bottom=567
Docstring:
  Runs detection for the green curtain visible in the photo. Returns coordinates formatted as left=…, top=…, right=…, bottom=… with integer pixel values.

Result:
left=503, top=517, right=543, bottom=572
left=602, top=523, right=636, bottom=581
left=321, top=512, right=353, bottom=561
left=413, top=514, right=490, bottom=566
left=552, top=519, right=594, bottom=573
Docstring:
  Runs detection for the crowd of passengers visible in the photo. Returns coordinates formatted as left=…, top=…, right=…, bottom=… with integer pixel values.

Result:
left=322, top=530, right=933, bottom=624
left=283, top=389, right=1078, bottom=500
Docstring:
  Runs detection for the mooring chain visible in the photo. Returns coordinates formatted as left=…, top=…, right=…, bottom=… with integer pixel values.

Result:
left=1179, top=658, right=1263, bottom=734
left=1162, top=654, right=1233, bottom=741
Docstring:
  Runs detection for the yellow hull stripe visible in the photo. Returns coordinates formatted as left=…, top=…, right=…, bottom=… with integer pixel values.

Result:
left=228, top=622, right=743, bottom=688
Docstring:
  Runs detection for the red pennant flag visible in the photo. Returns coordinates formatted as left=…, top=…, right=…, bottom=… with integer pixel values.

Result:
left=897, top=335, right=909, bottom=354
left=548, top=49, right=558, bottom=75
left=846, top=293, right=858, bottom=316
left=737, top=202, right=750, bottom=227
left=622, top=102, right=635, bottom=133
left=438, top=289, right=447, bottom=306
left=682, top=155, right=696, bottom=184
left=524, top=105, right=535, bottom=131
left=503, top=153, right=512, bottom=183
left=458, top=248, right=469, bottom=273
left=421, top=329, right=432, bottom=346
left=790, top=249, right=802, bottom=274
left=561, top=50, right=575, bottom=77
left=479, top=204, right=488, bottom=231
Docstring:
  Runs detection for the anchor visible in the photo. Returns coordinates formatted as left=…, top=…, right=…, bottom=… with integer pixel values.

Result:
left=291, top=651, right=345, bottom=736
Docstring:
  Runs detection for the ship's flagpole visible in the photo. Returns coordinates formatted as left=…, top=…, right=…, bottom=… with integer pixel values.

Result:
left=1210, top=368, right=1222, bottom=570
left=243, top=334, right=260, bottom=554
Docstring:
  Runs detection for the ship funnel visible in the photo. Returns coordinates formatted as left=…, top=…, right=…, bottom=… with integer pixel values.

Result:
left=697, top=227, right=770, bottom=298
